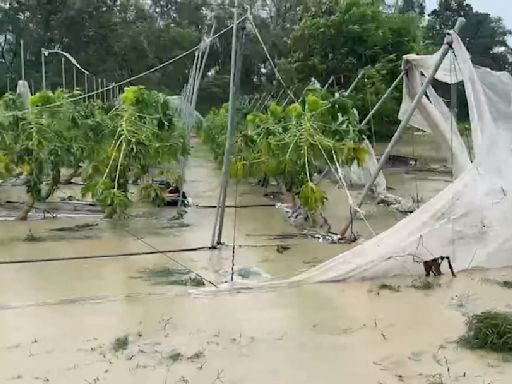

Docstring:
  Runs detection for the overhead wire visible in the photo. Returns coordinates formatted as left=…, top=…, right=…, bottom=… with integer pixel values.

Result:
left=5, top=16, right=248, bottom=116
left=246, top=11, right=297, bottom=103
left=124, top=228, right=218, bottom=288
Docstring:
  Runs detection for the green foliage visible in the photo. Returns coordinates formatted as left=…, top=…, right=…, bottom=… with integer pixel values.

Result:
left=82, top=86, right=189, bottom=218
left=459, top=311, right=512, bottom=354
left=138, top=183, right=166, bottom=207
left=203, top=91, right=367, bottom=214
left=289, top=0, right=421, bottom=140
left=112, top=335, right=129, bottom=352
left=426, top=0, right=511, bottom=72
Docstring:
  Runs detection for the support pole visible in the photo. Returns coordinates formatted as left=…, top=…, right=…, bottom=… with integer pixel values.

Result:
left=6, top=76, right=10, bottom=93
left=103, top=79, right=107, bottom=103
left=84, top=73, right=88, bottom=102
left=20, top=40, right=25, bottom=81
left=343, top=67, right=367, bottom=96
left=41, top=49, right=46, bottom=89
left=93, top=76, right=96, bottom=100
left=73, top=66, right=77, bottom=91
left=360, top=71, right=404, bottom=128
left=61, top=58, right=66, bottom=90
left=339, top=18, right=466, bottom=237
left=211, top=0, right=240, bottom=247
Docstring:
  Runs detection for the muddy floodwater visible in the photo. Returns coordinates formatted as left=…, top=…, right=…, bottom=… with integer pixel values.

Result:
left=1, top=135, right=511, bottom=383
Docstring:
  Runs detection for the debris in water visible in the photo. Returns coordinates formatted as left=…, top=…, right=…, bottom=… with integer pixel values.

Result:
left=459, top=311, right=512, bottom=353
left=23, top=229, right=43, bottom=242
left=276, top=244, right=291, bottom=254
left=187, top=349, right=206, bottom=361
left=50, top=223, right=98, bottom=232
left=411, top=279, right=440, bottom=290
left=374, top=283, right=401, bottom=293
left=499, top=280, right=512, bottom=289
left=112, top=335, right=129, bottom=352
left=168, top=351, right=184, bottom=363
left=136, top=267, right=206, bottom=287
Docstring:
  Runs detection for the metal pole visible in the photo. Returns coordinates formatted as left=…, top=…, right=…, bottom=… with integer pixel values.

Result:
left=109, top=83, right=113, bottom=102
left=360, top=71, right=404, bottom=128
left=212, top=0, right=239, bottom=247
left=6, top=76, right=10, bottom=93
left=343, top=67, right=367, bottom=96
left=93, top=76, right=96, bottom=100
left=41, top=49, right=46, bottom=89
left=61, top=58, right=66, bottom=89
left=339, top=18, right=466, bottom=237
left=20, top=40, right=25, bottom=81
left=84, top=73, right=88, bottom=101
left=73, top=66, right=77, bottom=91
left=103, top=79, right=107, bottom=102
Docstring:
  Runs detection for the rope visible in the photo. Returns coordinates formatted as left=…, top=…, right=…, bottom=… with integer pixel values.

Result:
left=230, top=182, right=239, bottom=282
left=124, top=229, right=218, bottom=288
left=6, top=16, right=248, bottom=116
left=247, top=13, right=297, bottom=103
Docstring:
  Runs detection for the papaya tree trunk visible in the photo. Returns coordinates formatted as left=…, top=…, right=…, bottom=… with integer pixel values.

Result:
left=16, top=195, right=35, bottom=221
left=61, top=166, right=80, bottom=185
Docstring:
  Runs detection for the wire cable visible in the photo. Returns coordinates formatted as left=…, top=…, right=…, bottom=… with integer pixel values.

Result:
left=124, top=229, right=218, bottom=288
left=6, top=16, right=248, bottom=116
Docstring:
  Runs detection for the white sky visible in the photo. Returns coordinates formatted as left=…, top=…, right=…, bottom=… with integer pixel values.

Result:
left=425, top=0, right=511, bottom=43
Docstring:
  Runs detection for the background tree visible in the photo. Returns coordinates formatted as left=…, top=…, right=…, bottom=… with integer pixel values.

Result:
left=426, top=0, right=511, bottom=72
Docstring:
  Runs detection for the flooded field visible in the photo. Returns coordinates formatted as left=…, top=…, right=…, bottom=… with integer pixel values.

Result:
left=0, top=136, right=510, bottom=383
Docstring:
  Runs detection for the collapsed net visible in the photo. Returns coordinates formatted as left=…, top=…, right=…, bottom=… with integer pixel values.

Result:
left=193, top=33, right=512, bottom=295
left=290, top=33, right=512, bottom=283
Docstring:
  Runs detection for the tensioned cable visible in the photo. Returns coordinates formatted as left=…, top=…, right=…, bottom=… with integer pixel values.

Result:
left=5, top=16, right=248, bottom=116
left=246, top=12, right=297, bottom=103
left=124, top=228, right=218, bottom=288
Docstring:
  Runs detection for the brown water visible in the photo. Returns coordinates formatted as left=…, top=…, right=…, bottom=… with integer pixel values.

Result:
left=0, top=136, right=510, bottom=383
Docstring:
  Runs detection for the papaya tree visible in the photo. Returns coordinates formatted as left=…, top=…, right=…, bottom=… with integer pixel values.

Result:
left=203, top=91, right=368, bottom=218
left=82, top=86, right=189, bottom=218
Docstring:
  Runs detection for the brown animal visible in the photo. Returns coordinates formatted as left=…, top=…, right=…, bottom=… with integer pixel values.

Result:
left=423, top=256, right=456, bottom=278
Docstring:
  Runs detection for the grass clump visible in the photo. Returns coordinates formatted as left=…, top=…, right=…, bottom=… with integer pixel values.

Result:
left=137, top=267, right=206, bottom=287
left=376, top=283, right=401, bottom=292
left=168, top=351, right=184, bottom=363
left=458, top=311, right=512, bottom=353
left=112, top=335, right=129, bottom=352
left=499, top=280, right=512, bottom=289
left=411, top=279, right=439, bottom=290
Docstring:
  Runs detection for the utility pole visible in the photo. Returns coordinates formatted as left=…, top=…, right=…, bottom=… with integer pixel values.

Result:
left=339, top=18, right=466, bottom=237
left=211, top=0, right=241, bottom=247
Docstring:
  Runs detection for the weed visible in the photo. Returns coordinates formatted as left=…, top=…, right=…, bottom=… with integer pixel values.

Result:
left=499, top=280, right=512, bottom=289
left=376, top=283, right=401, bottom=292
left=112, top=335, right=129, bottom=352
left=168, top=351, right=184, bottom=363
left=458, top=311, right=512, bottom=353
left=411, top=279, right=439, bottom=290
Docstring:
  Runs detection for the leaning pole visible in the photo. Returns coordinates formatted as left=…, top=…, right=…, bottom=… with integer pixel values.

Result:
left=339, top=17, right=466, bottom=237
left=211, top=0, right=240, bottom=248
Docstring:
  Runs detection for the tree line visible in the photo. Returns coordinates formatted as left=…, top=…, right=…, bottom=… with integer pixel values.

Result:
left=0, top=0, right=510, bottom=135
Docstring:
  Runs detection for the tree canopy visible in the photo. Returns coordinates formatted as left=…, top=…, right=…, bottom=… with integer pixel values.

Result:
left=0, top=0, right=510, bottom=119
